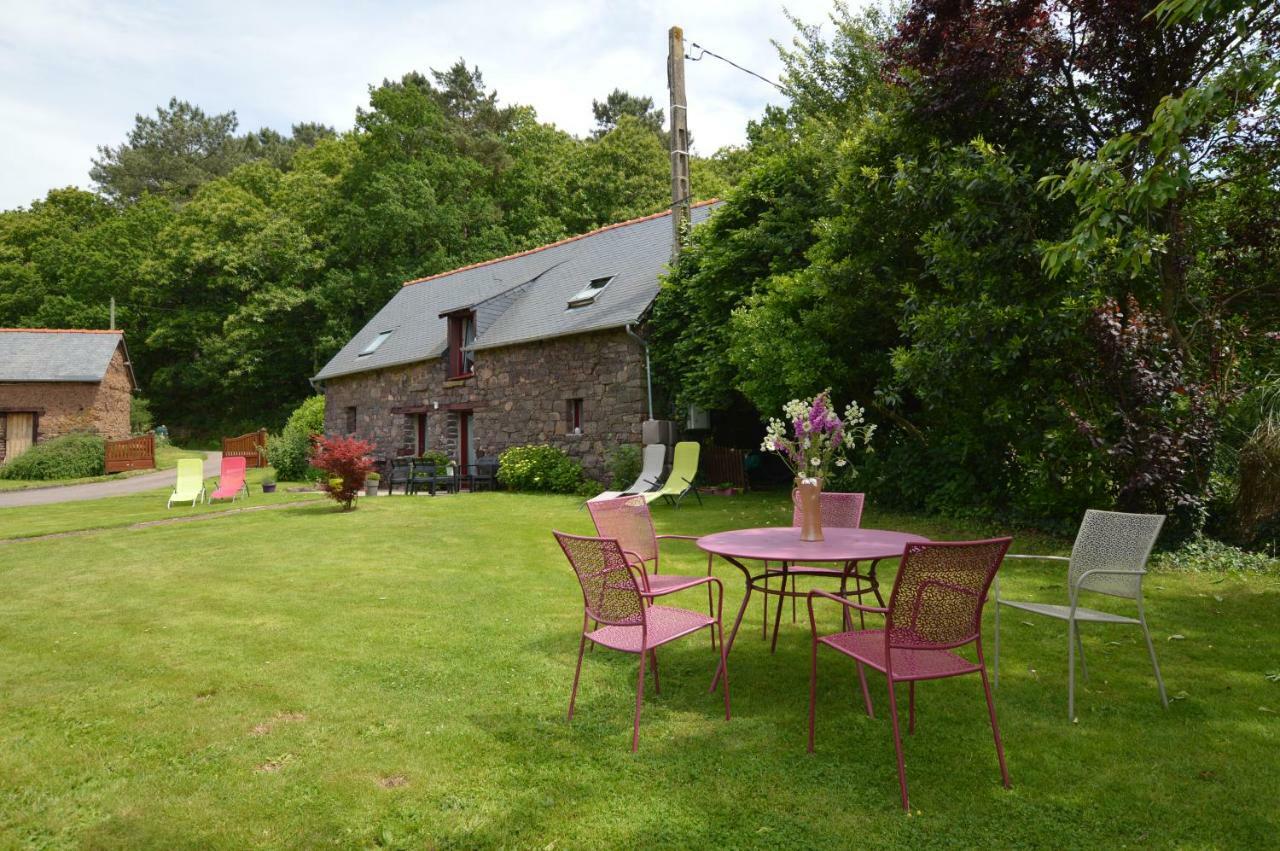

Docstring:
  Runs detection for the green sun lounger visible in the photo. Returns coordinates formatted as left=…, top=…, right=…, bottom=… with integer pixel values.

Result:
left=168, top=458, right=206, bottom=507
left=642, top=441, right=702, bottom=508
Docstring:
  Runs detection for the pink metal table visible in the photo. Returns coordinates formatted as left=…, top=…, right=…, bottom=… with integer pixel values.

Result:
left=697, top=527, right=930, bottom=690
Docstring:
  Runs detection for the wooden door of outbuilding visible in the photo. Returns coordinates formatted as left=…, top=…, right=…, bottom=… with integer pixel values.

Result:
left=4, top=412, right=34, bottom=461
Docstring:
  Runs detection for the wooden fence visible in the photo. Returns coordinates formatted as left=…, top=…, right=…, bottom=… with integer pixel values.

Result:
left=221, top=429, right=269, bottom=468
left=701, top=445, right=749, bottom=491
left=105, top=433, right=155, bottom=473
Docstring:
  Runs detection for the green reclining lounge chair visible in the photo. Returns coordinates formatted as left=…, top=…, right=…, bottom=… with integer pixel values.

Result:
left=168, top=457, right=206, bottom=508
left=642, top=441, right=702, bottom=508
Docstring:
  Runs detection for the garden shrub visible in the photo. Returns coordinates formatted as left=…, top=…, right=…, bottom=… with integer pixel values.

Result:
left=269, top=395, right=325, bottom=482
left=606, top=444, right=642, bottom=490
left=1234, top=416, right=1280, bottom=549
left=419, top=450, right=453, bottom=470
left=130, top=396, right=153, bottom=434
left=497, top=444, right=584, bottom=493
left=1151, top=536, right=1279, bottom=575
left=0, top=433, right=105, bottom=480
left=310, top=434, right=374, bottom=510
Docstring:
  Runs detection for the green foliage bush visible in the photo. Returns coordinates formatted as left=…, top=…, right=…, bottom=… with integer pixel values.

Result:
left=606, top=444, right=642, bottom=490
left=497, top=444, right=584, bottom=493
left=1151, top=537, right=1279, bottom=575
left=130, top=397, right=153, bottom=434
left=269, top=395, right=325, bottom=482
left=419, top=450, right=453, bottom=470
left=0, top=434, right=105, bottom=480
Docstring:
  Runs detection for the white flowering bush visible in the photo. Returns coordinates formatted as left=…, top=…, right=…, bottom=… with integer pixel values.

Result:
left=761, top=389, right=876, bottom=482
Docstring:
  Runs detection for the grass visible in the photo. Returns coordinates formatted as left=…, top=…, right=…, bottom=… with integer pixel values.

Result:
left=0, top=492, right=1277, bottom=848
left=0, top=443, right=206, bottom=492
left=0, top=467, right=321, bottom=540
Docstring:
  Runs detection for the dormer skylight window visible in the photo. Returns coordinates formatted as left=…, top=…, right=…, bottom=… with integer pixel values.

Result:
left=359, top=330, right=393, bottom=356
left=567, top=275, right=613, bottom=309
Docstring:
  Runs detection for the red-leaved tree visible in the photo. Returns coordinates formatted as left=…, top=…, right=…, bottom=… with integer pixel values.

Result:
left=310, top=435, right=375, bottom=510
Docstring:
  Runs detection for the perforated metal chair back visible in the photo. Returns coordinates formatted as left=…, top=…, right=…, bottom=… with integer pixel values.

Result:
left=586, top=495, right=658, bottom=564
left=1068, top=510, right=1165, bottom=599
left=792, top=491, right=865, bottom=529
left=886, top=538, right=1011, bottom=650
left=553, top=531, right=644, bottom=627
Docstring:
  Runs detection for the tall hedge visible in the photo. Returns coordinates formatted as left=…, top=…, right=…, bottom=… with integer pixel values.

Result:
left=269, top=395, right=325, bottom=481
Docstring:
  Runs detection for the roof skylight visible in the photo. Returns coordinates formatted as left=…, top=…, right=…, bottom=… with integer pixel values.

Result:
left=358, top=330, right=394, bottom=356
left=567, top=276, right=614, bottom=309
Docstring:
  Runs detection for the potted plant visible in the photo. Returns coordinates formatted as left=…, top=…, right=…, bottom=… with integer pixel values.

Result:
left=713, top=481, right=739, bottom=497
left=365, top=471, right=381, bottom=496
left=261, top=472, right=277, bottom=494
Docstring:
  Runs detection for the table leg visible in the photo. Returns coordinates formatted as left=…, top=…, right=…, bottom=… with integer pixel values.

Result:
left=770, top=561, right=788, bottom=654
left=710, top=554, right=753, bottom=693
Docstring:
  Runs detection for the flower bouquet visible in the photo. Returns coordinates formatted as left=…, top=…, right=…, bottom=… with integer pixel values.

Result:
left=762, top=389, right=876, bottom=541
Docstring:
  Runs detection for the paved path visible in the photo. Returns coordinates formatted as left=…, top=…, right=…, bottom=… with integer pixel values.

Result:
left=0, top=452, right=222, bottom=508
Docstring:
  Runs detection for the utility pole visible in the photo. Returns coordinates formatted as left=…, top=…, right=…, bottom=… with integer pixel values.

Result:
left=109, top=296, right=115, bottom=330
left=668, top=25, right=691, bottom=266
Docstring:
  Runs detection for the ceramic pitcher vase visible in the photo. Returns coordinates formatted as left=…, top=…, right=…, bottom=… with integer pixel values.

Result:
left=794, top=476, right=824, bottom=542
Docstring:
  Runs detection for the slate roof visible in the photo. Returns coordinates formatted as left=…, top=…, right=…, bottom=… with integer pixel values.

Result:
left=0, top=329, right=134, bottom=385
left=313, top=201, right=719, bottom=382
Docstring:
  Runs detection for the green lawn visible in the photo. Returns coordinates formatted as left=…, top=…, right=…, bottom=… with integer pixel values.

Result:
left=0, top=468, right=320, bottom=540
left=0, top=444, right=206, bottom=492
left=0, top=492, right=1276, bottom=848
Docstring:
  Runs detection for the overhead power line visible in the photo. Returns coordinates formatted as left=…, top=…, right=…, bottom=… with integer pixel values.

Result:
left=686, top=41, right=785, bottom=92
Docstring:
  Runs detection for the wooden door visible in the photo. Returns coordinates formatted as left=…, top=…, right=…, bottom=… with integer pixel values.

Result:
left=5, top=412, right=35, bottom=461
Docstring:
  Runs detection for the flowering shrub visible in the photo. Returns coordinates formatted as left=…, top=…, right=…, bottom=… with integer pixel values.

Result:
left=762, top=389, right=876, bottom=482
left=310, top=434, right=375, bottom=510
left=497, top=444, right=584, bottom=493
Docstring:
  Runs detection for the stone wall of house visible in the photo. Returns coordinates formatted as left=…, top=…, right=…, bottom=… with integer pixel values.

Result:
left=0, top=346, right=134, bottom=462
left=323, top=329, right=647, bottom=481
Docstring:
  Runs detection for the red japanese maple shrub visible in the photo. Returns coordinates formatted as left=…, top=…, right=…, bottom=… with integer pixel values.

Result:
left=310, top=435, right=375, bottom=510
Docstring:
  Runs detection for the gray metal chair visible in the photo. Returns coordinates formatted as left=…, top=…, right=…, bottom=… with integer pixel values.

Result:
left=993, top=509, right=1168, bottom=720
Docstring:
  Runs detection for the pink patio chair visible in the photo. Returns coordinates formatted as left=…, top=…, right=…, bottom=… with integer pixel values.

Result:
left=587, top=495, right=718, bottom=646
left=761, top=492, right=871, bottom=650
left=554, top=531, right=730, bottom=751
left=807, top=537, right=1012, bottom=811
left=208, top=455, right=248, bottom=502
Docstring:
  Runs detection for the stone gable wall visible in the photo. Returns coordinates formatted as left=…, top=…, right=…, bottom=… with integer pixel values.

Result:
left=0, top=345, right=134, bottom=462
left=323, top=329, right=646, bottom=481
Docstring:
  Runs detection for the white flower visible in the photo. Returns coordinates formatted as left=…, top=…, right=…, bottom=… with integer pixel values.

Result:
left=835, top=458, right=847, bottom=467
left=810, top=457, right=821, bottom=466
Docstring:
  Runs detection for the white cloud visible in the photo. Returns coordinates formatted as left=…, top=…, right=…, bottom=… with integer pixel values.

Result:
left=0, top=0, right=853, bottom=210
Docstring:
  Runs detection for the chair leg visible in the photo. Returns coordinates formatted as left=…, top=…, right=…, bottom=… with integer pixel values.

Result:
left=649, top=649, right=661, bottom=694
left=977, top=653, right=1011, bottom=789
left=808, top=637, right=819, bottom=752
left=885, top=678, right=910, bottom=811
left=858, top=662, right=874, bottom=718
left=632, top=651, right=647, bottom=752
left=568, top=634, right=587, bottom=721
left=1139, top=615, right=1169, bottom=709
left=706, top=554, right=717, bottom=652
left=1068, top=617, right=1077, bottom=721
left=1076, top=624, right=1089, bottom=682
left=718, top=621, right=731, bottom=720
left=908, top=681, right=916, bottom=735
left=993, top=600, right=1001, bottom=689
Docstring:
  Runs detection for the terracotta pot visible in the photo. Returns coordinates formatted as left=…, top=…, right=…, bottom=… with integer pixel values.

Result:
left=794, top=476, right=824, bottom=542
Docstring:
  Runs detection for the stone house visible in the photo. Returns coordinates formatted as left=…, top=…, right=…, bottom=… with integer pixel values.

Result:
left=0, top=329, right=137, bottom=464
left=313, top=202, right=718, bottom=480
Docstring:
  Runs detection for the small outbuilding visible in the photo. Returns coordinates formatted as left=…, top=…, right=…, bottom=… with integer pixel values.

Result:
left=0, top=329, right=137, bottom=464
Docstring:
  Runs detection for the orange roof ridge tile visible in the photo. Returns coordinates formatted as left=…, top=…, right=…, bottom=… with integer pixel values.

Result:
left=0, top=327, right=122, bottom=334
left=402, top=199, right=720, bottom=288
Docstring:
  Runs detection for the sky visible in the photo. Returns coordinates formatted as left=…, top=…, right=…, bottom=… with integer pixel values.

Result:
left=0, top=0, right=850, bottom=211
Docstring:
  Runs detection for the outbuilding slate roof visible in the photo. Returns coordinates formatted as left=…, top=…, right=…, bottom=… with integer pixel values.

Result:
left=313, top=201, right=719, bottom=382
left=0, top=329, right=133, bottom=384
